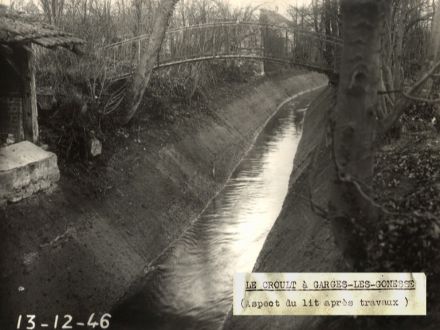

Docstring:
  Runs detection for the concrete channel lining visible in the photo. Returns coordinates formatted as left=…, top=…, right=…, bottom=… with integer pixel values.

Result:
left=0, top=72, right=328, bottom=328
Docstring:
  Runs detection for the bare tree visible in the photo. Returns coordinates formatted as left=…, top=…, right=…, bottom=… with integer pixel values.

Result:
left=40, top=0, right=66, bottom=25
left=120, top=0, right=180, bottom=124
left=424, top=0, right=440, bottom=93
left=325, top=0, right=440, bottom=263
left=326, top=0, right=391, bottom=262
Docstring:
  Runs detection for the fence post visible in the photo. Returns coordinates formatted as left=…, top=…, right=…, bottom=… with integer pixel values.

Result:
left=113, top=47, right=116, bottom=73
left=212, top=27, right=216, bottom=56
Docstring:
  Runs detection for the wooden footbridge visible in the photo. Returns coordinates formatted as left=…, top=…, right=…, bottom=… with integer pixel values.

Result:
left=99, top=15, right=342, bottom=81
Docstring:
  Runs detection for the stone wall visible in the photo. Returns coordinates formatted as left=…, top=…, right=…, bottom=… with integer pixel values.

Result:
left=0, top=141, right=60, bottom=205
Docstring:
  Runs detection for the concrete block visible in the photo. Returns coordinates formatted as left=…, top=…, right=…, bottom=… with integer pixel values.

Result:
left=0, top=141, right=60, bottom=205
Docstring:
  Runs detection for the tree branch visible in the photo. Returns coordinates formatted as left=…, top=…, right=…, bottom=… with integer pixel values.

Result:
left=402, top=92, right=440, bottom=104
left=382, top=59, right=440, bottom=131
left=405, top=12, right=433, bottom=33
left=378, top=89, right=402, bottom=95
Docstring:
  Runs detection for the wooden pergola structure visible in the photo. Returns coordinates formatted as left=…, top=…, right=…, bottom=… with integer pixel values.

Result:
left=0, top=13, right=83, bottom=145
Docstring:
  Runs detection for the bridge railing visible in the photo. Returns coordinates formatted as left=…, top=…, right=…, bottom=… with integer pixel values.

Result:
left=98, top=21, right=342, bottom=81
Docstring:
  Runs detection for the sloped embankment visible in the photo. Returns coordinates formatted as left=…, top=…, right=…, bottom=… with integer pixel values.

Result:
left=0, top=72, right=326, bottom=327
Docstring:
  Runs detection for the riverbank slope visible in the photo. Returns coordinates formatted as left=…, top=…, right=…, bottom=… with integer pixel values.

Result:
left=0, top=71, right=326, bottom=327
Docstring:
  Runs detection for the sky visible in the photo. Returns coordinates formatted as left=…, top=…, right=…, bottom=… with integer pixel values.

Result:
left=0, top=1, right=312, bottom=9
left=229, top=0, right=311, bottom=14
left=0, top=0, right=312, bottom=16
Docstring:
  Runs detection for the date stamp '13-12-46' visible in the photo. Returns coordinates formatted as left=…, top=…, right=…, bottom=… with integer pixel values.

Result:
left=15, top=313, right=111, bottom=329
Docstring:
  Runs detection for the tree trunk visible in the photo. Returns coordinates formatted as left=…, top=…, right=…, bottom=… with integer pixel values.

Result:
left=327, top=0, right=390, bottom=264
left=378, top=1, right=396, bottom=117
left=120, top=0, right=179, bottom=125
left=428, top=1, right=440, bottom=67
left=427, top=0, right=440, bottom=94
left=392, top=0, right=406, bottom=91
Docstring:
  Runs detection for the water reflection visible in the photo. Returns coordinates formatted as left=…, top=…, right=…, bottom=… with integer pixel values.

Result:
left=118, top=94, right=311, bottom=329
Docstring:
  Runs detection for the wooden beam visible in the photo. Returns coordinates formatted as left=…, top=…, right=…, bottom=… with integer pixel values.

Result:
left=17, top=43, right=39, bottom=143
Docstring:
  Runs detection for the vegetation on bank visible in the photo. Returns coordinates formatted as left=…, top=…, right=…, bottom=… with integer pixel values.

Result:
left=21, top=0, right=264, bottom=163
left=360, top=108, right=440, bottom=328
left=38, top=56, right=260, bottom=164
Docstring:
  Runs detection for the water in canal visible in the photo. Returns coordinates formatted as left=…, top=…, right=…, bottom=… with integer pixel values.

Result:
left=118, top=91, right=317, bottom=330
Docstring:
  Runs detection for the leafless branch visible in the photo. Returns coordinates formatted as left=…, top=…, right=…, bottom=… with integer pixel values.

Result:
left=378, top=89, right=402, bottom=95
left=405, top=12, right=433, bottom=33
left=408, top=60, right=440, bottom=94
left=382, top=59, right=440, bottom=131
left=402, top=92, right=440, bottom=103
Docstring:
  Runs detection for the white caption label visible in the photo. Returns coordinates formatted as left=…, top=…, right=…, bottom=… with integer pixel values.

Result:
left=233, top=273, right=426, bottom=315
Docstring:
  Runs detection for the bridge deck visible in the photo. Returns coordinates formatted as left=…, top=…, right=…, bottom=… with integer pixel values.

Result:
left=98, top=20, right=341, bottom=81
